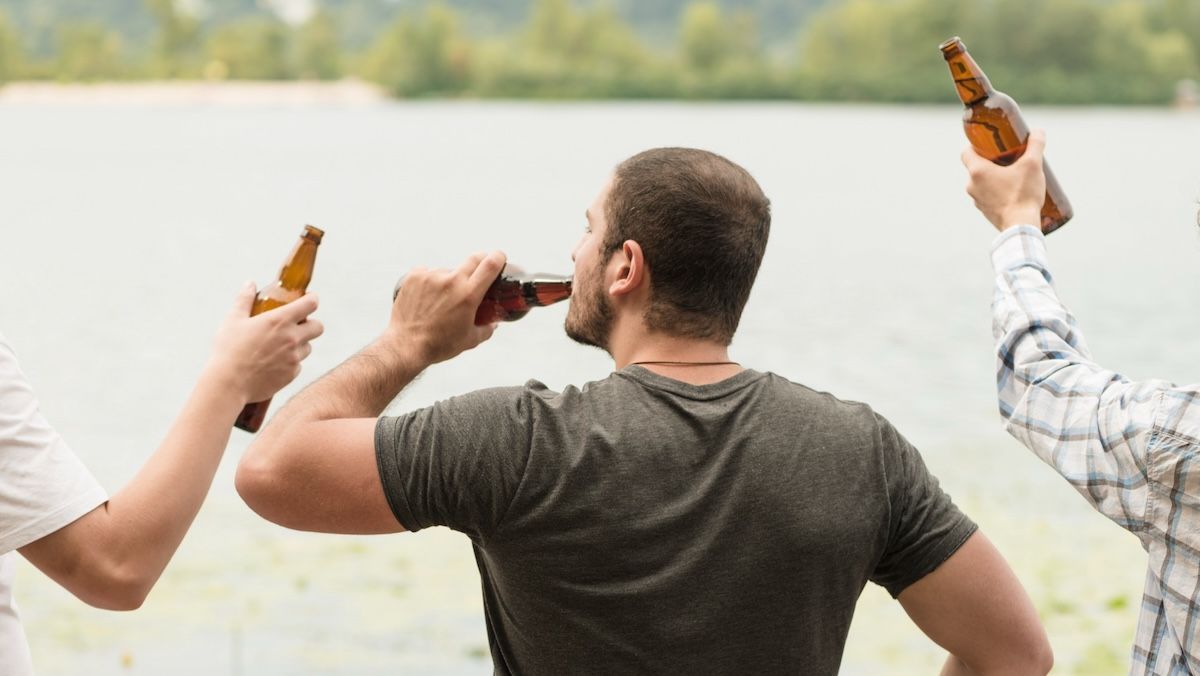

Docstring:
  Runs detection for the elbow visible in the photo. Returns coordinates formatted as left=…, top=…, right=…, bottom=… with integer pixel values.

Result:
left=1003, top=645, right=1053, bottom=676
left=1000, top=622, right=1054, bottom=676
left=969, top=632, right=1054, bottom=676
left=237, top=429, right=282, bottom=512
left=91, top=584, right=150, bottom=612
left=236, top=447, right=299, bottom=529
left=235, top=454, right=281, bottom=522
left=1028, top=636, right=1054, bottom=675
left=74, top=561, right=154, bottom=611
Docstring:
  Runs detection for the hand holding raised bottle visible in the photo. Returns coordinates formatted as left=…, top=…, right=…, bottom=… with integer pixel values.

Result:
left=940, top=36, right=1072, bottom=233
left=962, top=130, right=1049, bottom=232
left=235, top=225, right=324, bottom=432
left=386, top=251, right=507, bottom=365
left=205, top=282, right=323, bottom=404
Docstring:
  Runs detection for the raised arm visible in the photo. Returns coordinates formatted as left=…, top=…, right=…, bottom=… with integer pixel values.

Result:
left=964, top=131, right=1161, bottom=533
left=235, top=251, right=505, bottom=535
left=18, top=284, right=321, bottom=610
left=899, top=532, right=1052, bottom=675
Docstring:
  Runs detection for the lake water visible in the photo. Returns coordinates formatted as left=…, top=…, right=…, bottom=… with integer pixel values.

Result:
left=1, top=98, right=1198, bottom=675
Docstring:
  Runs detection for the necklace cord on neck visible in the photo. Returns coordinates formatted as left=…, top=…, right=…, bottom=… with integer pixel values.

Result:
left=628, top=360, right=740, bottom=367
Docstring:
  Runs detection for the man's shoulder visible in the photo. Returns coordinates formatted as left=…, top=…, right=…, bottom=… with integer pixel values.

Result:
left=761, top=373, right=881, bottom=424
left=381, top=377, right=608, bottom=424
left=425, top=379, right=586, bottom=418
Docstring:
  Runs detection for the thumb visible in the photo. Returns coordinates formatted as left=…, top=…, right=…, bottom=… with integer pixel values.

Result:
left=472, top=322, right=498, bottom=345
left=961, top=145, right=990, bottom=172
left=231, top=281, right=257, bottom=318
left=1022, top=129, right=1047, bottom=164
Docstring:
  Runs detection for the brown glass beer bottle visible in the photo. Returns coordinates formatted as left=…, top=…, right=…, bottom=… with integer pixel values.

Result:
left=392, top=264, right=572, bottom=325
left=234, top=225, right=324, bottom=433
left=940, top=36, right=1073, bottom=233
left=473, top=265, right=572, bottom=324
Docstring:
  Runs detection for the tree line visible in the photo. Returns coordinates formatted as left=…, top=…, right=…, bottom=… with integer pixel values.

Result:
left=0, top=0, right=1196, bottom=104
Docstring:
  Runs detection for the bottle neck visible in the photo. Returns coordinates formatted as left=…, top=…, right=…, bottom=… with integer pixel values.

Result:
left=941, top=39, right=993, bottom=105
left=522, top=275, right=573, bottom=307
left=278, top=237, right=318, bottom=291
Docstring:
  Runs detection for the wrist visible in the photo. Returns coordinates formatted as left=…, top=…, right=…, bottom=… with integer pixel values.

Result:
left=373, top=329, right=431, bottom=376
left=199, top=358, right=251, bottom=405
left=998, top=207, right=1041, bottom=232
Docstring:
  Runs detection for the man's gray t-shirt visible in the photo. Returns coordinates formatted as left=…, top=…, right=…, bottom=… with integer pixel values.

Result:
left=376, top=366, right=976, bottom=675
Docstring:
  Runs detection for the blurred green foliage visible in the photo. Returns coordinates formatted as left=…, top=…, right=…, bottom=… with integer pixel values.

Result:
left=364, top=4, right=471, bottom=96
left=297, top=11, right=343, bottom=80
left=53, top=22, right=126, bottom=81
left=206, top=18, right=294, bottom=80
left=0, top=12, right=20, bottom=83
left=798, top=0, right=1200, bottom=103
left=144, top=0, right=200, bottom=78
left=0, top=0, right=1196, bottom=103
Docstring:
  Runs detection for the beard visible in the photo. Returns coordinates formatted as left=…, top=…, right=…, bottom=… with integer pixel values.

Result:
left=564, top=266, right=614, bottom=352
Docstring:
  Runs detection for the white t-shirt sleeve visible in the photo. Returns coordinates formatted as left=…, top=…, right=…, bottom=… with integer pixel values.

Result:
left=0, top=332, right=107, bottom=556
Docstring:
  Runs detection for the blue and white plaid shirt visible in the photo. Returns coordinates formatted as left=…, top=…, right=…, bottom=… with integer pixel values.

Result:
left=993, top=225, right=1200, bottom=675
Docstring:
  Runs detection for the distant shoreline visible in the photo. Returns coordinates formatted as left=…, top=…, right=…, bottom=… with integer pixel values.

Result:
left=0, top=79, right=1194, bottom=109
left=0, top=79, right=388, bottom=106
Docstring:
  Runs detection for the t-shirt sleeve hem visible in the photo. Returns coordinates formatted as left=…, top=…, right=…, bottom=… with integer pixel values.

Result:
left=0, top=486, right=108, bottom=555
left=374, top=417, right=424, bottom=533
left=883, top=517, right=979, bottom=599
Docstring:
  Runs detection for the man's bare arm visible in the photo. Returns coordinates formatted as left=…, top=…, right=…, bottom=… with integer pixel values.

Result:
left=236, top=251, right=506, bottom=534
left=19, top=287, right=321, bottom=610
left=899, top=531, right=1053, bottom=675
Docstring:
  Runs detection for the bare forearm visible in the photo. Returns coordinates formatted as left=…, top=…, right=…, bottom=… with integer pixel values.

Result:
left=243, top=335, right=426, bottom=481
left=267, top=336, right=426, bottom=429
left=235, top=252, right=503, bottom=533
left=257, top=253, right=500, bottom=434
left=20, top=287, right=322, bottom=609
left=237, top=336, right=425, bottom=532
left=102, top=369, right=242, bottom=585
left=22, top=367, right=245, bottom=608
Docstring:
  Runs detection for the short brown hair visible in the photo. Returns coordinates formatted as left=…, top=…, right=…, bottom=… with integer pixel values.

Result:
left=603, top=147, right=771, bottom=345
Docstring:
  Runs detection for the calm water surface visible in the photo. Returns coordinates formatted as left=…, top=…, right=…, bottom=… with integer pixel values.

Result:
left=1, top=100, right=1198, bottom=674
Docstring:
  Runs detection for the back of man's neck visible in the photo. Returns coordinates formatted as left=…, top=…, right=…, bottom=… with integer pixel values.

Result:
left=624, top=361, right=744, bottom=386
left=612, top=332, right=742, bottom=386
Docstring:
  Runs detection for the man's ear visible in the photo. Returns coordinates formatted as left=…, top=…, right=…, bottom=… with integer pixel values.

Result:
left=609, top=240, right=645, bottom=298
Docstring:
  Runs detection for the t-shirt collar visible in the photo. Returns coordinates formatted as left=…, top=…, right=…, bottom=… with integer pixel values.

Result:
left=615, top=364, right=765, bottom=401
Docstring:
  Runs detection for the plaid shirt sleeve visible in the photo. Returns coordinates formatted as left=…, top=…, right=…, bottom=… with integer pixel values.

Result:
left=992, top=225, right=1200, bottom=673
